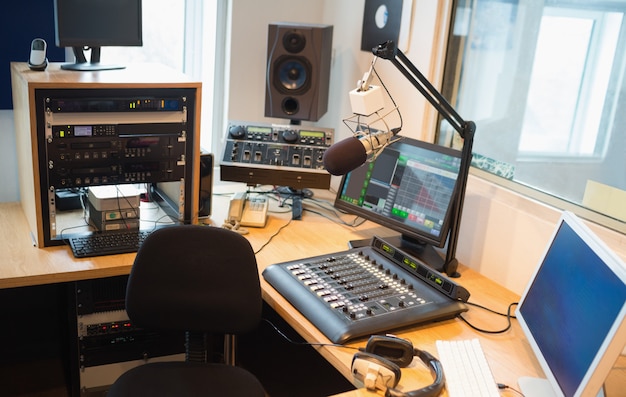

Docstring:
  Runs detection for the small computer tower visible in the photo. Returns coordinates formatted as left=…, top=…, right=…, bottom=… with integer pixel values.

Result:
left=198, top=151, right=213, bottom=218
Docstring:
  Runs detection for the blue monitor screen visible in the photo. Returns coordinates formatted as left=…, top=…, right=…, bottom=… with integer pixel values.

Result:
left=518, top=215, right=626, bottom=396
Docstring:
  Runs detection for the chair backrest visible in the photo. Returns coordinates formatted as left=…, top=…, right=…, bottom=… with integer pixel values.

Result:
left=125, top=225, right=262, bottom=335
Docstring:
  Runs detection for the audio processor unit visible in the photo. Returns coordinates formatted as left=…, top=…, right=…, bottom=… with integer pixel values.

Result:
left=262, top=236, right=470, bottom=344
left=220, top=121, right=334, bottom=188
left=71, top=276, right=184, bottom=396
left=45, top=97, right=189, bottom=188
left=37, top=89, right=198, bottom=246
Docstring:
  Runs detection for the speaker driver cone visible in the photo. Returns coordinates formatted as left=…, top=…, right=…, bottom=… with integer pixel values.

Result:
left=274, top=57, right=311, bottom=94
left=282, top=31, right=306, bottom=53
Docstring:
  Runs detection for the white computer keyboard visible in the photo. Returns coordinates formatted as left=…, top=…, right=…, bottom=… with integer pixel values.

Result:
left=436, top=339, right=500, bottom=397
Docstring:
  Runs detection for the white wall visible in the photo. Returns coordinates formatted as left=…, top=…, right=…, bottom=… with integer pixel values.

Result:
left=459, top=174, right=626, bottom=295
left=227, top=0, right=447, bottom=145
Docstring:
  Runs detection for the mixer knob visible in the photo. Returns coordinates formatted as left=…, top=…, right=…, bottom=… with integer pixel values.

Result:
left=282, top=130, right=298, bottom=143
left=398, top=301, right=406, bottom=308
left=350, top=312, right=357, bottom=319
left=228, top=125, right=246, bottom=139
left=359, top=295, right=369, bottom=301
left=366, top=308, right=374, bottom=316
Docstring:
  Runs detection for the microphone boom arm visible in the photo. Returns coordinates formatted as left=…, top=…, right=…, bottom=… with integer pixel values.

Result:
left=373, top=40, right=475, bottom=277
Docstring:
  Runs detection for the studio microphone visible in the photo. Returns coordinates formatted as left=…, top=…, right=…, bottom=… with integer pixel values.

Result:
left=323, top=127, right=400, bottom=176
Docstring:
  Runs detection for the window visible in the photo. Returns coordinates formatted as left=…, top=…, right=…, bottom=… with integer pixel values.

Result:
left=442, top=0, right=626, bottom=228
left=95, top=0, right=223, bottom=153
left=518, top=8, right=622, bottom=157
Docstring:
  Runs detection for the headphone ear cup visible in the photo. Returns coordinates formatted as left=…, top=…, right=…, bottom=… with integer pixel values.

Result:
left=363, top=335, right=415, bottom=367
left=351, top=351, right=401, bottom=392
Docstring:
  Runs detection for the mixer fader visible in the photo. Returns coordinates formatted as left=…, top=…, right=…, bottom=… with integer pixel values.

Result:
left=263, top=236, right=470, bottom=344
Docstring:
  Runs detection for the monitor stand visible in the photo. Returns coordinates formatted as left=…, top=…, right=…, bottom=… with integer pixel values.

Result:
left=518, top=377, right=605, bottom=397
left=61, top=46, right=125, bottom=71
left=348, top=234, right=457, bottom=276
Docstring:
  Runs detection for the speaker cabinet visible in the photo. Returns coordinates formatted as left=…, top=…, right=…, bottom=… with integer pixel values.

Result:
left=265, top=23, right=333, bottom=122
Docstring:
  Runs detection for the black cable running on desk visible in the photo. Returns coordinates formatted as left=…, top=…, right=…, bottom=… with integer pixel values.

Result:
left=68, top=229, right=152, bottom=258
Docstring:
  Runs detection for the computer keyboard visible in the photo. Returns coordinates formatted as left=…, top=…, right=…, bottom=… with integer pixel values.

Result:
left=436, top=339, right=500, bottom=397
left=69, top=229, right=152, bottom=258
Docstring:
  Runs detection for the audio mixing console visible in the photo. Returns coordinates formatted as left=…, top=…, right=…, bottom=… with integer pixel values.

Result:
left=262, top=236, right=470, bottom=344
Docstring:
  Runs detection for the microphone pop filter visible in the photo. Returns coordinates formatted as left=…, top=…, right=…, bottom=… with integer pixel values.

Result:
left=323, top=137, right=367, bottom=176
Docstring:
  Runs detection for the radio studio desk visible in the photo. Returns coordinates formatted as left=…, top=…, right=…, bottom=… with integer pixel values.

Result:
left=1, top=185, right=625, bottom=396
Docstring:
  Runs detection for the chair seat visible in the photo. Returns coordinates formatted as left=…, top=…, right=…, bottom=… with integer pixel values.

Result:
left=107, top=361, right=266, bottom=397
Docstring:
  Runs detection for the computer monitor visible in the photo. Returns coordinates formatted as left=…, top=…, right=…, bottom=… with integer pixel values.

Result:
left=53, top=0, right=143, bottom=71
left=333, top=136, right=463, bottom=273
left=516, top=211, right=626, bottom=397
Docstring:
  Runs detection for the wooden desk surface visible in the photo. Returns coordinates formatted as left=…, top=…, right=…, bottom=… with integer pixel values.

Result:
left=1, top=186, right=624, bottom=396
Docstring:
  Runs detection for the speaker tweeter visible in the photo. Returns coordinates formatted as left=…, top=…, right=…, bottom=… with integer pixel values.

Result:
left=265, top=23, right=333, bottom=122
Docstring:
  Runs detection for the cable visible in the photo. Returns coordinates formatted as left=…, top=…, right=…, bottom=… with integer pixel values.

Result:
left=262, top=318, right=358, bottom=351
left=498, top=383, right=525, bottom=396
left=254, top=218, right=293, bottom=255
left=373, top=64, right=403, bottom=131
left=457, top=301, right=519, bottom=334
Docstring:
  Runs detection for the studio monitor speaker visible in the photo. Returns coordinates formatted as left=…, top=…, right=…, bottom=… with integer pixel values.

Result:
left=265, top=23, right=333, bottom=122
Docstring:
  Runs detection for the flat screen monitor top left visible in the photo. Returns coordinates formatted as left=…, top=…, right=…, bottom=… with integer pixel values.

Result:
left=53, top=0, right=143, bottom=71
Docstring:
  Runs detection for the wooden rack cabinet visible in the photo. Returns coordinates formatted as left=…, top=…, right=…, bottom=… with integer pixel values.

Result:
left=11, top=62, right=202, bottom=247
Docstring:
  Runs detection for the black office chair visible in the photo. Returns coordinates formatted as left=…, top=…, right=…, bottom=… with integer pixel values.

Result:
left=108, top=225, right=266, bottom=397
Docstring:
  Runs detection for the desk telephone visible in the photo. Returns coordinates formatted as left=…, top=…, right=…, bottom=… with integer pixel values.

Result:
left=227, top=192, right=268, bottom=228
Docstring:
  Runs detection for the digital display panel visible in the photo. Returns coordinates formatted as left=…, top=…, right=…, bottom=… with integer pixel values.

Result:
left=300, top=130, right=325, bottom=138
left=248, top=126, right=272, bottom=135
left=334, top=136, right=462, bottom=248
left=74, top=126, right=93, bottom=137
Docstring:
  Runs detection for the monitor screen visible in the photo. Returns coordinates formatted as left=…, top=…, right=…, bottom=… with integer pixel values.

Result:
left=516, top=211, right=626, bottom=397
left=333, top=136, right=462, bottom=272
left=53, top=0, right=143, bottom=70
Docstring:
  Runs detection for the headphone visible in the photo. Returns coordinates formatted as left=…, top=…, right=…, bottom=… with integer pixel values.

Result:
left=351, top=335, right=445, bottom=397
